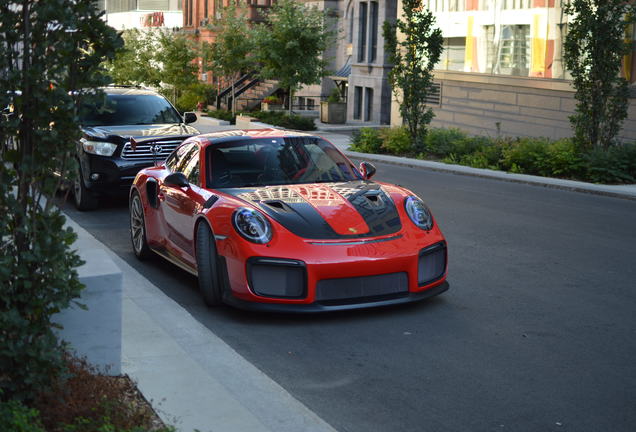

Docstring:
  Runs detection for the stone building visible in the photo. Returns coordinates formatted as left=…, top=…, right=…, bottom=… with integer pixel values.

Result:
left=390, top=0, right=636, bottom=141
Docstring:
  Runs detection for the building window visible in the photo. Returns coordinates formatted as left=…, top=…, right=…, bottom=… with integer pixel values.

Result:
left=486, top=24, right=530, bottom=76
left=204, top=0, right=208, bottom=18
left=364, top=87, right=373, bottom=121
left=436, top=37, right=465, bottom=71
left=369, top=2, right=378, bottom=63
left=358, top=2, right=368, bottom=62
left=503, top=0, right=531, bottom=9
left=354, top=86, right=363, bottom=119
left=449, top=0, right=465, bottom=11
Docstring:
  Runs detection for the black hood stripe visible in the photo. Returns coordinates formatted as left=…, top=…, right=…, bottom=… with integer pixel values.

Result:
left=224, top=181, right=402, bottom=240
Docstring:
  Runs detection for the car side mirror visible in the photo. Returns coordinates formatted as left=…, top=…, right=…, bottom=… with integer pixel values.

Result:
left=164, top=172, right=189, bottom=188
left=184, top=112, right=197, bottom=124
left=359, top=161, right=376, bottom=180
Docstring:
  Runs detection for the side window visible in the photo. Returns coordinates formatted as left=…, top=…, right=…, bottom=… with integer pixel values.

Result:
left=182, top=148, right=200, bottom=186
left=166, top=142, right=196, bottom=173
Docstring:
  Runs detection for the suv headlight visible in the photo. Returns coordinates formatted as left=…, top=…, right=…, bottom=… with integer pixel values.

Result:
left=404, top=196, right=433, bottom=230
left=81, top=139, right=117, bottom=156
left=232, top=207, right=273, bottom=244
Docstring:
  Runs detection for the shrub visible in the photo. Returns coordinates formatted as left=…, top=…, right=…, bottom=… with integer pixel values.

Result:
left=584, top=144, right=636, bottom=184
left=263, top=95, right=281, bottom=104
left=326, top=88, right=342, bottom=103
left=500, top=137, right=552, bottom=176
left=380, top=126, right=412, bottom=155
left=207, top=109, right=235, bottom=123
left=175, top=91, right=199, bottom=112
left=249, top=110, right=316, bottom=130
left=33, top=356, right=170, bottom=432
left=350, top=128, right=383, bottom=153
left=0, top=398, right=45, bottom=432
left=425, top=128, right=468, bottom=157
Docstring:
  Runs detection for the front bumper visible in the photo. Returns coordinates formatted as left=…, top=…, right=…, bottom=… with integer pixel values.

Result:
left=217, top=227, right=449, bottom=312
left=223, top=280, right=449, bottom=313
left=79, top=152, right=154, bottom=195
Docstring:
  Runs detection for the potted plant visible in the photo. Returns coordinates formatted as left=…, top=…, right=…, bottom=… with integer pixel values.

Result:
left=320, top=87, right=346, bottom=124
left=262, top=95, right=283, bottom=111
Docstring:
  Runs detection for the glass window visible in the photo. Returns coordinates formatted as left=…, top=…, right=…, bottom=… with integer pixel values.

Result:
left=353, top=86, right=363, bottom=120
left=369, top=2, right=378, bottom=63
left=183, top=148, right=200, bottom=185
left=436, top=37, right=466, bottom=71
left=364, top=87, right=373, bottom=122
left=486, top=24, right=530, bottom=76
left=80, top=94, right=183, bottom=126
left=358, top=2, right=368, bottom=62
left=206, top=137, right=361, bottom=188
left=166, top=142, right=196, bottom=173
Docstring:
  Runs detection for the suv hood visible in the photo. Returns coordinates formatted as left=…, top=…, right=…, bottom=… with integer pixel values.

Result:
left=82, top=124, right=199, bottom=141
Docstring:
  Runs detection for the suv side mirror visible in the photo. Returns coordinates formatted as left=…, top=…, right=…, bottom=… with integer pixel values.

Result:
left=184, top=112, right=197, bottom=124
left=359, top=161, right=376, bottom=180
left=164, top=172, right=189, bottom=188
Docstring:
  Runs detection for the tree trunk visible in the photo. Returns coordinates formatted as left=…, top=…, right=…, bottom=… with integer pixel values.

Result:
left=288, top=87, right=293, bottom=116
left=231, top=81, right=235, bottom=116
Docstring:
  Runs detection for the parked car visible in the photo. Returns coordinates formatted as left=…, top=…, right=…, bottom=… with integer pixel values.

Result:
left=74, top=86, right=198, bottom=210
left=130, top=129, right=449, bottom=312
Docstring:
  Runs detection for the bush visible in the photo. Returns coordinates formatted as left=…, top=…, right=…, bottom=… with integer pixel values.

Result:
left=380, top=126, right=412, bottom=155
left=0, top=398, right=45, bottom=432
left=584, top=143, right=636, bottom=184
left=326, top=87, right=342, bottom=103
left=350, top=128, right=383, bottom=153
left=207, top=109, right=235, bottom=123
left=424, top=128, right=469, bottom=157
left=500, top=137, right=552, bottom=175
left=33, top=355, right=171, bottom=432
left=249, top=110, right=316, bottom=130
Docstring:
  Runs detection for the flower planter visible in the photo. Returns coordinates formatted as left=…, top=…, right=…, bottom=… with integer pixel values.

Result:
left=262, top=102, right=284, bottom=111
left=320, top=101, right=346, bottom=124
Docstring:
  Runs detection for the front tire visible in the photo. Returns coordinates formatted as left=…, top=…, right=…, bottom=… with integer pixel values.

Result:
left=73, top=163, right=99, bottom=211
left=130, top=191, right=152, bottom=260
left=196, top=222, right=222, bottom=306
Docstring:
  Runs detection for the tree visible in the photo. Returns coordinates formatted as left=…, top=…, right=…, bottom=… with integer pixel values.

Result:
left=254, top=0, right=335, bottom=115
left=104, top=29, right=161, bottom=87
left=105, top=29, right=199, bottom=106
left=209, top=2, right=256, bottom=115
left=383, top=0, right=443, bottom=153
left=155, top=30, right=199, bottom=106
left=563, top=1, right=635, bottom=150
left=0, top=0, right=121, bottom=401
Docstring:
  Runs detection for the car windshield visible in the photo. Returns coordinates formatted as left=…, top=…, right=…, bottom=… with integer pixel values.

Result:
left=80, top=94, right=182, bottom=126
left=207, top=137, right=362, bottom=188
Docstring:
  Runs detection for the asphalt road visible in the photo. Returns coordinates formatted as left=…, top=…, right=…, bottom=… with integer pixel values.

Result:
left=61, top=159, right=636, bottom=432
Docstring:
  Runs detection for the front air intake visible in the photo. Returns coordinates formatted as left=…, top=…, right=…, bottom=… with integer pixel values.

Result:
left=247, top=258, right=306, bottom=299
left=418, top=242, right=447, bottom=286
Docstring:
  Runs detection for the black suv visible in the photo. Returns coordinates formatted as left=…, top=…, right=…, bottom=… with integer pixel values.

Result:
left=74, top=86, right=199, bottom=210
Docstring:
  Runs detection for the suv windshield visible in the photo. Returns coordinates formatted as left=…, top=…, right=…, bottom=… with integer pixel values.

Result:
left=80, top=94, right=182, bottom=126
left=207, top=137, right=361, bottom=188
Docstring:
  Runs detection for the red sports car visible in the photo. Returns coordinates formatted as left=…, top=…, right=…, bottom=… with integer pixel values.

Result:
left=129, top=129, right=448, bottom=312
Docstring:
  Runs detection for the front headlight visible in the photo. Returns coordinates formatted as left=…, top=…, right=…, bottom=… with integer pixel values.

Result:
left=81, top=139, right=117, bottom=156
left=404, top=196, right=433, bottom=231
left=232, top=207, right=273, bottom=244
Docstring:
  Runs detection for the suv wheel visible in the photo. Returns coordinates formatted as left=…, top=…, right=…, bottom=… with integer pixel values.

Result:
left=74, top=163, right=99, bottom=211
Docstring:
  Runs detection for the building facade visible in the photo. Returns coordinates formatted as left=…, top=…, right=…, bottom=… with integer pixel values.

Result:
left=96, top=0, right=183, bottom=30
left=389, top=0, right=636, bottom=141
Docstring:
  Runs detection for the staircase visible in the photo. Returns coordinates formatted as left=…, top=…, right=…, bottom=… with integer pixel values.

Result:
left=215, top=74, right=280, bottom=112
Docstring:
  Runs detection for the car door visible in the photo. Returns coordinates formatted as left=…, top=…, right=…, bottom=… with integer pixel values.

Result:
left=160, top=143, right=205, bottom=265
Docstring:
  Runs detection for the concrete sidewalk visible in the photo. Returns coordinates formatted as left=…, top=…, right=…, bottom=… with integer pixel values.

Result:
left=66, top=217, right=337, bottom=432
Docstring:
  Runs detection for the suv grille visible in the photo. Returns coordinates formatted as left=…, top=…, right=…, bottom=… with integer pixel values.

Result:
left=121, top=139, right=182, bottom=161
